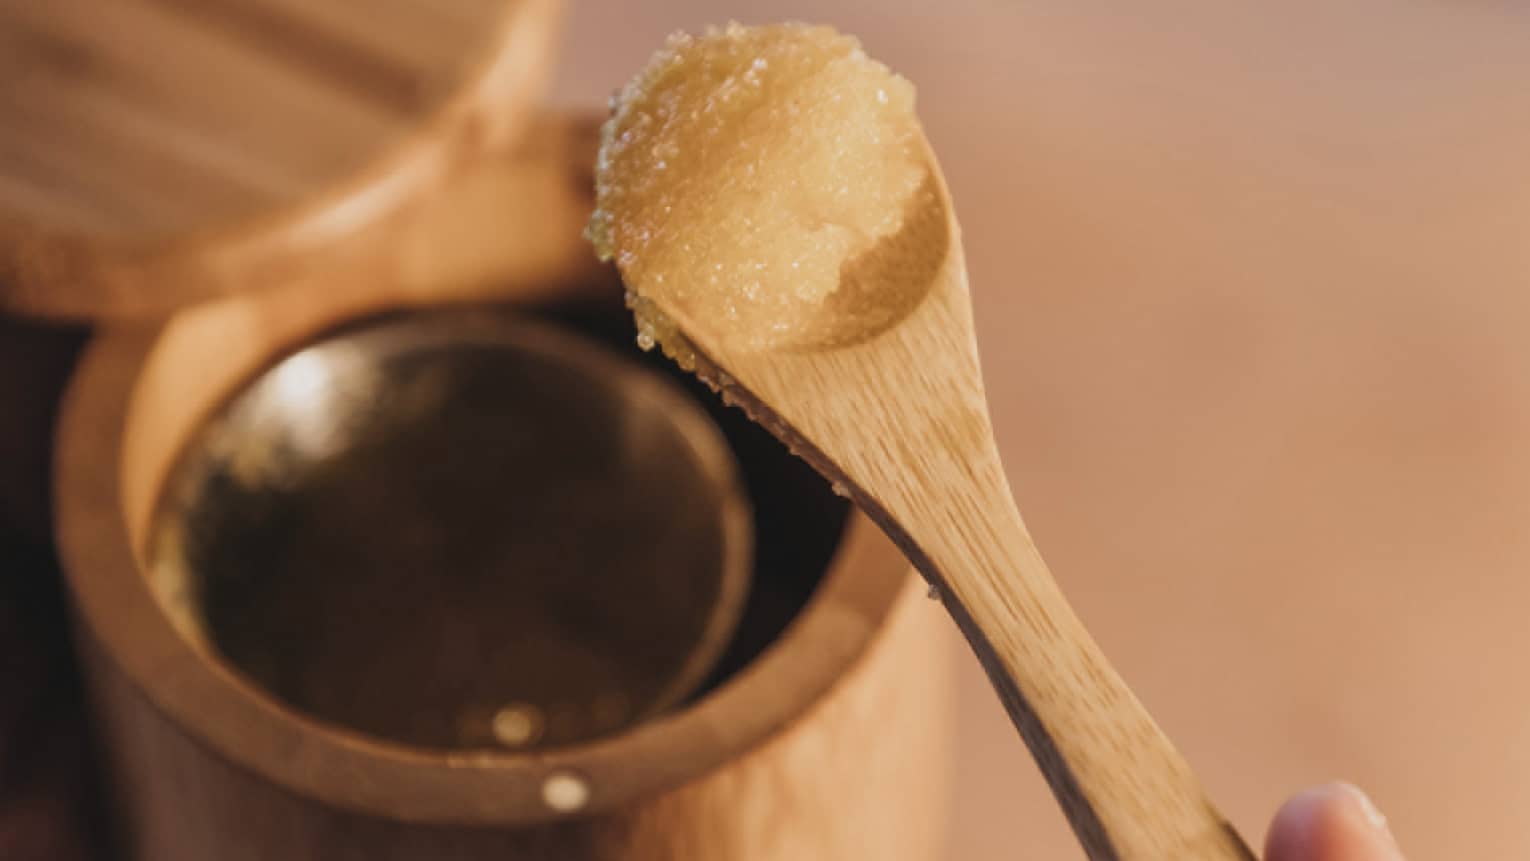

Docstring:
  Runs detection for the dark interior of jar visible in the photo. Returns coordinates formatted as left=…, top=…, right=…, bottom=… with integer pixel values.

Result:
left=147, top=293, right=850, bottom=754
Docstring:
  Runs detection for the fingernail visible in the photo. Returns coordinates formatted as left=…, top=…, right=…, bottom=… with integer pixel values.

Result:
left=1266, top=782, right=1404, bottom=861
left=1334, top=782, right=1399, bottom=848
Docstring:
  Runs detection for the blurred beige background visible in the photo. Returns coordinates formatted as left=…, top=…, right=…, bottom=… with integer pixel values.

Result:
left=554, top=3, right=1530, bottom=858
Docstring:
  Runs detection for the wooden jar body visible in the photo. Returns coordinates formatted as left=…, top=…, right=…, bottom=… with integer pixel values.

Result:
left=52, top=115, right=954, bottom=861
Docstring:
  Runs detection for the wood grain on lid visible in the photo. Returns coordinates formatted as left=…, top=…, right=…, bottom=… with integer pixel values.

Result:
left=0, top=0, right=560, bottom=319
left=0, top=0, right=504, bottom=239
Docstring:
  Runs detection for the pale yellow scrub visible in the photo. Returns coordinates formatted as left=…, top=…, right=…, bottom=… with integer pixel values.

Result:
left=588, top=23, right=932, bottom=355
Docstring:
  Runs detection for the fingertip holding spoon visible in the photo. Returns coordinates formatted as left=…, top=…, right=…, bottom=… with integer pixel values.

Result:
left=590, top=22, right=1254, bottom=861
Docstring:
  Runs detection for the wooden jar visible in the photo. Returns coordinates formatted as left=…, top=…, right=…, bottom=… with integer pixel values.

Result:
left=61, top=351, right=949, bottom=860
left=24, top=3, right=953, bottom=858
left=52, top=118, right=953, bottom=859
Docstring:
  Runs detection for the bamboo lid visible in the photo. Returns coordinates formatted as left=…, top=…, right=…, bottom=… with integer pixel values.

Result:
left=0, top=0, right=561, bottom=319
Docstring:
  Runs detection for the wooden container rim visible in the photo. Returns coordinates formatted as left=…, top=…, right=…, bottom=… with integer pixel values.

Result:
left=55, top=314, right=911, bottom=827
left=0, top=0, right=561, bottom=322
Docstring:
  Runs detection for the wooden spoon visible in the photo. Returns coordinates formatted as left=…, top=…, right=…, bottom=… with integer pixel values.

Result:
left=641, top=155, right=1253, bottom=861
left=594, top=27, right=1256, bottom=859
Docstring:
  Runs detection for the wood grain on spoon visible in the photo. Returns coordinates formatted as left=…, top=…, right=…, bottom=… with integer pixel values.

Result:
left=591, top=23, right=1253, bottom=860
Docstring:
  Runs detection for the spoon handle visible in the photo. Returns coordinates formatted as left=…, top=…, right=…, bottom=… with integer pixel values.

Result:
left=948, top=585, right=1252, bottom=859
left=672, top=305, right=1252, bottom=858
left=883, top=473, right=1255, bottom=860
